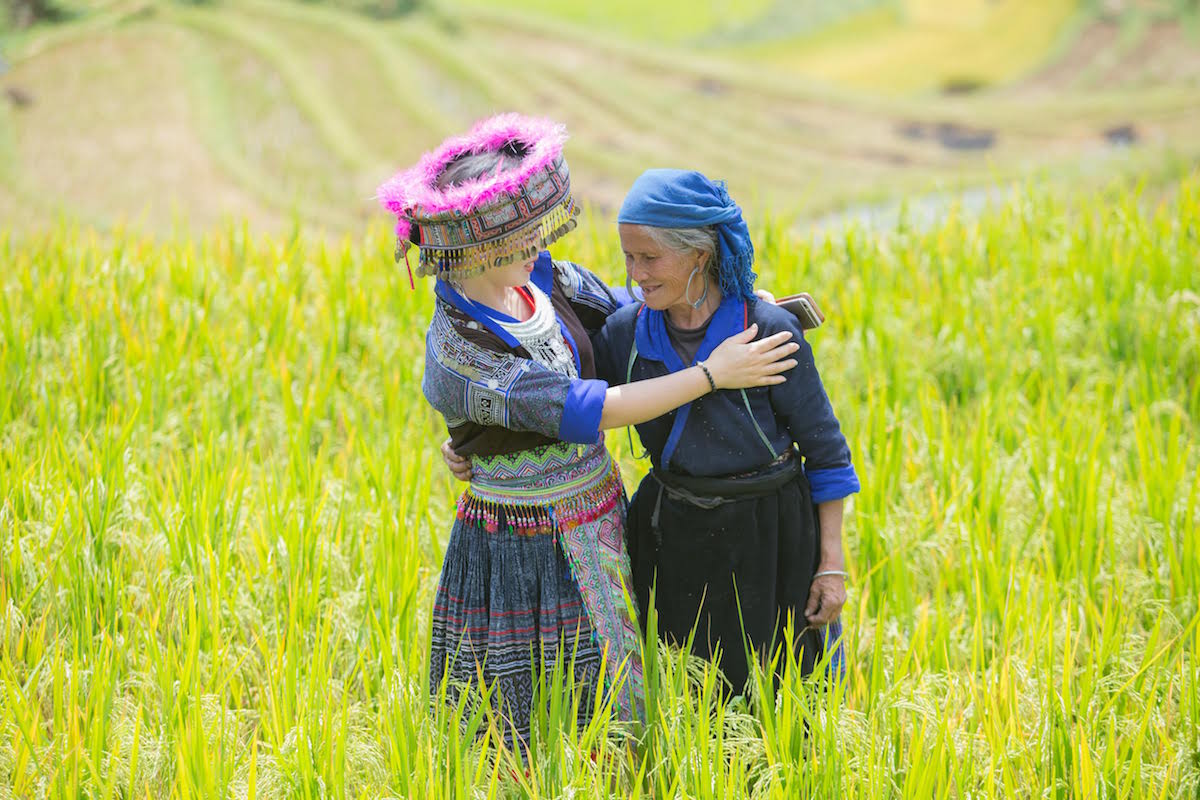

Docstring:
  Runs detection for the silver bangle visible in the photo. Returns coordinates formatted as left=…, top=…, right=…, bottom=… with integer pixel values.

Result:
left=813, top=569, right=849, bottom=581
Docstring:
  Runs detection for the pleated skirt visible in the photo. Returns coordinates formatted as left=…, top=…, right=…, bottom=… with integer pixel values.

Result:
left=626, top=468, right=845, bottom=695
left=429, top=514, right=604, bottom=747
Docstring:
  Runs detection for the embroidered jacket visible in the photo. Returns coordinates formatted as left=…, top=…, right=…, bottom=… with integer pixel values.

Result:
left=421, top=252, right=630, bottom=456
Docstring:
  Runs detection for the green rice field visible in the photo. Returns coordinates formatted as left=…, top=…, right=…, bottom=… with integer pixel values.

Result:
left=2, top=174, right=1198, bottom=797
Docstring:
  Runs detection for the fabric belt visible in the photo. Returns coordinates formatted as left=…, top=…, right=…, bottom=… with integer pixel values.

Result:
left=647, top=450, right=801, bottom=540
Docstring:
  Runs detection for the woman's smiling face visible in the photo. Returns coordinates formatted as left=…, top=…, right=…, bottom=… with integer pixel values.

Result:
left=619, top=223, right=704, bottom=311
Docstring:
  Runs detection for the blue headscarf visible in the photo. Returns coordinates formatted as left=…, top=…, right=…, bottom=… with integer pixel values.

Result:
left=617, top=169, right=756, bottom=301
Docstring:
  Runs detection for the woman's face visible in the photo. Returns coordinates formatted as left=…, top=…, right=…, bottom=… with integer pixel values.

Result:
left=619, top=224, right=705, bottom=311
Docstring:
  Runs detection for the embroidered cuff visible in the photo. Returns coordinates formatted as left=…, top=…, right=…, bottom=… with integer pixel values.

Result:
left=806, top=465, right=861, bottom=505
left=558, top=378, right=608, bottom=444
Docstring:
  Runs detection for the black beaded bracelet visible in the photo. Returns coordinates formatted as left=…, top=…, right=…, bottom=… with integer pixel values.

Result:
left=696, top=361, right=717, bottom=393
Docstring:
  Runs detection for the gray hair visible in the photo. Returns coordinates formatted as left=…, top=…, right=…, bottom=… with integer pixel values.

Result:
left=435, top=141, right=528, bottom=189
left=642, top=225, right=720, bottom=281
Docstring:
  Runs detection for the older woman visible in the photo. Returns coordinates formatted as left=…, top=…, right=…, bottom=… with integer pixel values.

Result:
left=590, top=169, right=861, bottom=694
left=379, top=117, right=799, bottom=745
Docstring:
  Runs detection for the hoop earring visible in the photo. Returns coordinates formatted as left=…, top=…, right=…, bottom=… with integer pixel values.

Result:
left=685, top=267, right=709, bottom=309
left=626, top=274, right=636, bottom=298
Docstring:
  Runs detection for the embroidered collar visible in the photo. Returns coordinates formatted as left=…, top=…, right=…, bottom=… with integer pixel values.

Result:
left=434, top=252, right=581, bottom=372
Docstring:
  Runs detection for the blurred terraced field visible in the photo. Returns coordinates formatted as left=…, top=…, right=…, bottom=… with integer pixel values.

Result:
left=0, top=0, right=1198, bottom=234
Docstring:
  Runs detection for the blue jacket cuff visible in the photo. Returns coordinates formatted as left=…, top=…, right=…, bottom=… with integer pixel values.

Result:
left=558, top=378, right=608, bottom=444
left=806, top=465, right=861, bottom=505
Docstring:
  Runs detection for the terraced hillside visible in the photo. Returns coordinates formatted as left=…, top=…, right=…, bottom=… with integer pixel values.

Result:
left=0, top=0, right=1198, bottom=235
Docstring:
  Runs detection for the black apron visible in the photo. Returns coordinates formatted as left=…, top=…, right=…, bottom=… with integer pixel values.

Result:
left=627, top=451, right=830, bottom=694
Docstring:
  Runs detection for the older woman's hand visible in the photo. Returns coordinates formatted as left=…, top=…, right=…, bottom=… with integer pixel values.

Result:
left=805, top=573, right=846, bottom=627
left=441, top=438, right=473, bottom=482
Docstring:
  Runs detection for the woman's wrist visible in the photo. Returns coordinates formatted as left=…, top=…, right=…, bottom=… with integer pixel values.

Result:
left=813, top=567, right=849, bottom=579
left=815, top=500, right=846, bottom=569
left=695, top=361, right=717, bottom=393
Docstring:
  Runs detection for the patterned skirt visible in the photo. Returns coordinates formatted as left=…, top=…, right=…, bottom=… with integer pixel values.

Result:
left=429, top=441, right=643, bottom=747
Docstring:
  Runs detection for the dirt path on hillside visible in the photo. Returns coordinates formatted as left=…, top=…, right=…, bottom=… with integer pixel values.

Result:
left=1015, top=21, right=1120, bottom=95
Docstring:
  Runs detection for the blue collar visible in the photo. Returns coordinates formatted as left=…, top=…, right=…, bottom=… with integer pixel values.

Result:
left=632, top=294, right=746, bottom=467
left=633, top=293, right=746, bottom=370
left=434, top=251, right=556, bottom=348
left=433, top=252, right=581, bottom=372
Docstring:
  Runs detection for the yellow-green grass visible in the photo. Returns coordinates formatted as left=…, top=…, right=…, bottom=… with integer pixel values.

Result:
left=2, top=174, right=1199, bottom=797
left=727, top=0, right=1081, bottom=94
left=454, top=0, right=773, bottom=44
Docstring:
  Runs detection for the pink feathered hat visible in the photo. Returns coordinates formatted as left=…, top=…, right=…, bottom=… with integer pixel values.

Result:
left=377, top=113, right=579, bottom=279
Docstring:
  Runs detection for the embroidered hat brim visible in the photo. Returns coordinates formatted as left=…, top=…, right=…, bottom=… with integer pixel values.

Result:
left=377, top=114, right=580, bottom=279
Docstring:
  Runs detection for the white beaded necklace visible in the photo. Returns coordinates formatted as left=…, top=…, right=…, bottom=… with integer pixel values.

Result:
left=496, top=283, right=577, bottom=378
